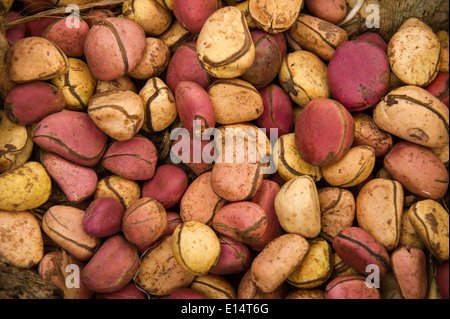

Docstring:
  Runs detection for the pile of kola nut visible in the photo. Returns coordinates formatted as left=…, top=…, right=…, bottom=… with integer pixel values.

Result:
left=0, top=0, right=448, bottom=300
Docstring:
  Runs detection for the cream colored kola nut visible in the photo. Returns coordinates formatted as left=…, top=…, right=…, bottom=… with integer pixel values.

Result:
left=51, top=58, right=97, bottom=111
left=88, top=90, right=144, bottom=141
left=6, top=36, right=69, bottom=83
left=94, top=175, right=141, bottom=210
left=128, top=37, right=171, bottom=80
left=95, top=75, right=137, bottom=94
left=388, top=18, right=441, bottom=87
left=122, top=0, right=173, bottom=36
left=171, top=221, right=221, bottom=276
left=248, top=0, right=303, bottom=33
left=139, top=77, right=177, bottom=132
left=274, top=175, right=321, bottom=238
left=197, top=6, right=255, bottom=79
left=278, top=50, right=331, bottom=107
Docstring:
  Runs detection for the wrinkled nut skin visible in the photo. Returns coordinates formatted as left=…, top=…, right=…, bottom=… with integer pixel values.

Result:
left=122, top=197, right=168, bottom=250
left=288, top=14, right=348, bottom=61
left=42, top=18, right=90, bottom=57
left=38, top=251, right=93, bottom=299
left=325, top=275, right=381, bottom=299
left=81, top=234, right=139, bottom=293
left=353, top=112, right=393, bottom=157
left=42, top=205, right=101, bottom=261
left=286, top=238, right=333, bottom=289
left=175, top=81, right=216, bottom=134
left=332, top=227, right=391, bottom=280
left=134, top=235, right=195, bottom=296
left=318, top=187, right=355, bottom=242
left=94, top=175, right=141, bottom=210
left=0, top=210, right=43, bottom=269
left=248, top=0, right=303, bottom=33
left=437, top=261, right=449, bottom=299
left=172, top=221, right=221, bottom=276
left=212, top=201, right=268, bottom=245
left=249, top=179, right=282, bottom=251
left=101, top=135, right=158, bottom=181
left=294, top=98, right=354, bottom=167
left=408, top=200, right=449, bottom=261
left=373, top=86, right=449, bottom=149
left=82, top=197, right=125, bottom=238
left=327, top=40, right=390, bottom=111
left=241, top=30, right=287, bottom=89
left=208, top=78, right=263, bottom=125
left=189, top=274, right=237, bottom=299
left=257, top=84, right=294, bottom=137
left=122, top=0, right=172, bottom=36
left=139, top=77, right=178, bottom=132
left=237, top=269, right=288, bottom=299
left=251, top=233, right=310, bottom=293
left=128, top=37, right=171, bottom=80
left=278, top=50, right=331, bottom=107
left=32, top=111, right=108, bottom=166
left=391, top=246, right=427, bottom=299
left=321, top=146, right=376, bottom=188
left=388, top=18, right=440, bottom=87
left=0, top=161, right=51, bottom=212
left=197, top=6, right=255, bottom=79
left=141, top=164, right=188, bottom=209
left=424, top=72, right=449, bottom=108
left=7, top=36, right=69, bottom=83
left=356, top=178, right=404, bottom=251
left=305, top=0, right=346, bottom=24
left=50, top=58, right=97, bottom=111
left=42, top=152, right=98, bottom=203
left=165, top=41, right=211, bottom=93
left=4, top=81, right=65, bottom=126
left=84, top=17, right=146, bottom=81
left=384, top=141, right=449, bottom=200
left=173, top=0, right=221, bottom=34
left=180, top=172, right=227, bottom=225
left=274, top=175, right=321, bottom=238
left=209, top=234, right=253, bottom=275
left=277, top=136, right=314, bottom=186
left=88, top=90, right=145, bottom=141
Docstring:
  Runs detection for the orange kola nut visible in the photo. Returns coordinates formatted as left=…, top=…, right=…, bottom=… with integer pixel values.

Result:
left=122, top=197, right=168, bottom=250
left=212, top=201, right=268, bottom=245
left=84, top=17, right=146, bottom=82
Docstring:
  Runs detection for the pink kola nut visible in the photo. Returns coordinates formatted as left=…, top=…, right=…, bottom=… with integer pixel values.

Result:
left=175, top=80, right=216, bottom=134
left=424, top=72, right=449, bottom=108
left=327, top=40, right=391, bottom=111
left=84, top=17, right=146, bottom=81
left=4, top=81, right=66, bottom=126
left=5, top=11, right=26, bottom=44
left=25, top=17, right=57, bottom=37
left=209, top=234, right=252, bottom=275
left=332, top=227, right=390, bottom=280
left=212, top=201, right=268, bottom=245
left=354, top=32, right=388, bottom=52
left=31, top=111, right=108, bottom=167
left=241, top=30, right=287, bottom=90
left=43, top=18, right=90, bottom=57
left=165, top=41, right=211, bottom=93
left=101, top=135, right=158, bottom=181
left=437, top=261, right=449, bottom=299
left=141, top=164, right=189, bottom=209
left=325, top=275, right=381, bottom=299
left=249, top=179, right=282, bottom=251
left=80, top=234, right=140, bottom=293
left=96, top=282, right=147, bottom=299
left=84, top=9, right=115, bottom=28
left=161, top=288, right=206, bottom=299
left=42, top=152, right=97, bottom=203
left=173, top=0, right=221, bottom=34
left=257, top=84, right=294, bottom=137
left=82, top=197, right=125, bottom=238
left=161, top=212, right=183, bottom=237
left=294, top=98, right=354, bottom=167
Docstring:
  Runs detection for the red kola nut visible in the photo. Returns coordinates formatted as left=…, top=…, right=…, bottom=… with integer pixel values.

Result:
left=294, top=98, right=354, bottom=167
left=173, top=0, right=222, bottom=34
left=84, top=17, right=146, bottom=81
left=43, top=18, right=90, bottom=57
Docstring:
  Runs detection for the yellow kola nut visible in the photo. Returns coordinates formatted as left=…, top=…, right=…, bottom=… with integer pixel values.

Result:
left=171, top=221, right=221, bottom=276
